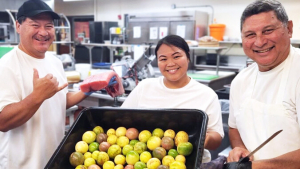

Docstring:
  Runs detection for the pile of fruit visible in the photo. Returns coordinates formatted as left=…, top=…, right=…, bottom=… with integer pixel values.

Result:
left=69, top=126, right=193, bottom=169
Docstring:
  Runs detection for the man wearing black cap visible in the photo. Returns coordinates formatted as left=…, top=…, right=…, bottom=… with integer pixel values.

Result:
left=0, top=0, right=89, bottom=168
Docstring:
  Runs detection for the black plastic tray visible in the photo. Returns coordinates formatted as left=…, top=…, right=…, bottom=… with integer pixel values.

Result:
left=45, top=107, right=208, bottom=169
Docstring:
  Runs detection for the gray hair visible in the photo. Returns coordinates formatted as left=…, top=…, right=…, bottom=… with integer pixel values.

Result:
left=240, top=0, right=289, bottom=31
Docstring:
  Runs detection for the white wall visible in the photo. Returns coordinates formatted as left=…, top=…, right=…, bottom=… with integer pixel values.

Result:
left=54, top=0, right=300, bottom=40
left=55, top=0, right=94, bottom=16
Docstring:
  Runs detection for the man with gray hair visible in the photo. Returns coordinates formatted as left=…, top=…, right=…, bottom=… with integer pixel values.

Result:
left=227, top=0, right=300, bottom=168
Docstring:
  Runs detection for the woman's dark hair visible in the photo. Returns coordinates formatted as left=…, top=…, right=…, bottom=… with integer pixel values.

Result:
left=155, top=35, right=190, bottom=61
left=240, top=0, right=289, bottom=31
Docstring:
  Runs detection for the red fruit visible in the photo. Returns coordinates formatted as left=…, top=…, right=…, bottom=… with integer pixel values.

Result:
left=124, top=164, right=134, bottom=169
left=152, top=147, right=167, bottom=160
left=99, top=142, right=110, bottom=152
left=161, top=136, right=174, bottom=150
left=96, top=133, right=108, bottom=144
left=126, top=128, right=139, bottom=140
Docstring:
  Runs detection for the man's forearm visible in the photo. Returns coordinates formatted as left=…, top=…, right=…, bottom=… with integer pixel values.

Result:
left=252, top=149, right=300, bottom=169
left=0, top=93, right=43, bottom=132
left=66, top=91, right=88, bottom=109
left=229, top=127, right=247, bottom=149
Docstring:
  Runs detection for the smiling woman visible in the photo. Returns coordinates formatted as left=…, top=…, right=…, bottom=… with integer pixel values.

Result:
left=156, top=38, right=190, bottom=89
left=122, top=34, right=224, bottom=163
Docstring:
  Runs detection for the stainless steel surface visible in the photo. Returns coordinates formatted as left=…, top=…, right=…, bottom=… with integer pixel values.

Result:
left=111, top=48, right=156, bottom=91
left=191, top=46, right=227, bottom=76
left=81, top=43, right=150, bottom=64
left=126, top=11, right=209, bottom=44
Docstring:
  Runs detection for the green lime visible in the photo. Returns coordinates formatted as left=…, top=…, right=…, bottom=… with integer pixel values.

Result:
left=126, top=150, right=140, bottom=165
left=134, top=161, right=146, bottom=169
left=130, top=140, right=139, bottom=146
left=93, top=126, right=104, bottom=135
left=89, top=142, right=100, bottom=153
left=133, top=142, right=147, bottom=154
left=152, top=128, right=164, bottom=138
left=177, top=142, right=193, bottom=156
left=168, top=149, right=179, bottom=158
left=122, top=144, right=134, bottom=156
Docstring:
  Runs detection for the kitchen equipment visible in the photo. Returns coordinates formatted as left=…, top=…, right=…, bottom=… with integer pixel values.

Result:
left=126, top=11, right=209, bottom=44
left=111, top=47, right=155, bottom=91
left=75, top=63, right=91, bottom=80
left=55, top=54, right=76, bottom=71
left=45, top=107, right=208, bottom=169
left=0, top=23, right=8, bottom=42
left=239, top=129, right=283, bottom=163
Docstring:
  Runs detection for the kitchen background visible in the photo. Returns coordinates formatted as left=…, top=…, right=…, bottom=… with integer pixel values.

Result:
left=1, top=0, right=299, bottom=160
left=1, top=0, right=300, bottom=56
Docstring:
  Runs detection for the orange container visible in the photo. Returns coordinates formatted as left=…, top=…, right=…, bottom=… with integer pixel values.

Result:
left=209, top=24, right=226, bottom=41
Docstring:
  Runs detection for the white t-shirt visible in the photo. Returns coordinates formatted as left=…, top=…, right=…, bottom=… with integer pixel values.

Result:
left=0, top=47, right=68, bottom=169
left=229, top=46, right=300, bottom=129
left=228, top=46, right=300, bottom=159
left=122, top=76, right=224, bottom=162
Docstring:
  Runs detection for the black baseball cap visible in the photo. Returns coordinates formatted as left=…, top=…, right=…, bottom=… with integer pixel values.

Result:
left=17, top=0, right=60, bottom=20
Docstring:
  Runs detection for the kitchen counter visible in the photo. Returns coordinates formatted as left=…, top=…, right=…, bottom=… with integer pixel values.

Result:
left=68, top=70, right=236, bottom=108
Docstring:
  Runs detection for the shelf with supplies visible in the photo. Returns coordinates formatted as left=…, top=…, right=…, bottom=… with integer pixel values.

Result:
left=109, top=27, right=125, bottom=44
left=189, top=46, right=228, bottom=76
left=53, top=13, right=73, bottom=55
left=80, top=42, right=228, bottom=76
left=1, top=9, right=18, bottom=44
left=80, top=43, right=150, bottom=64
